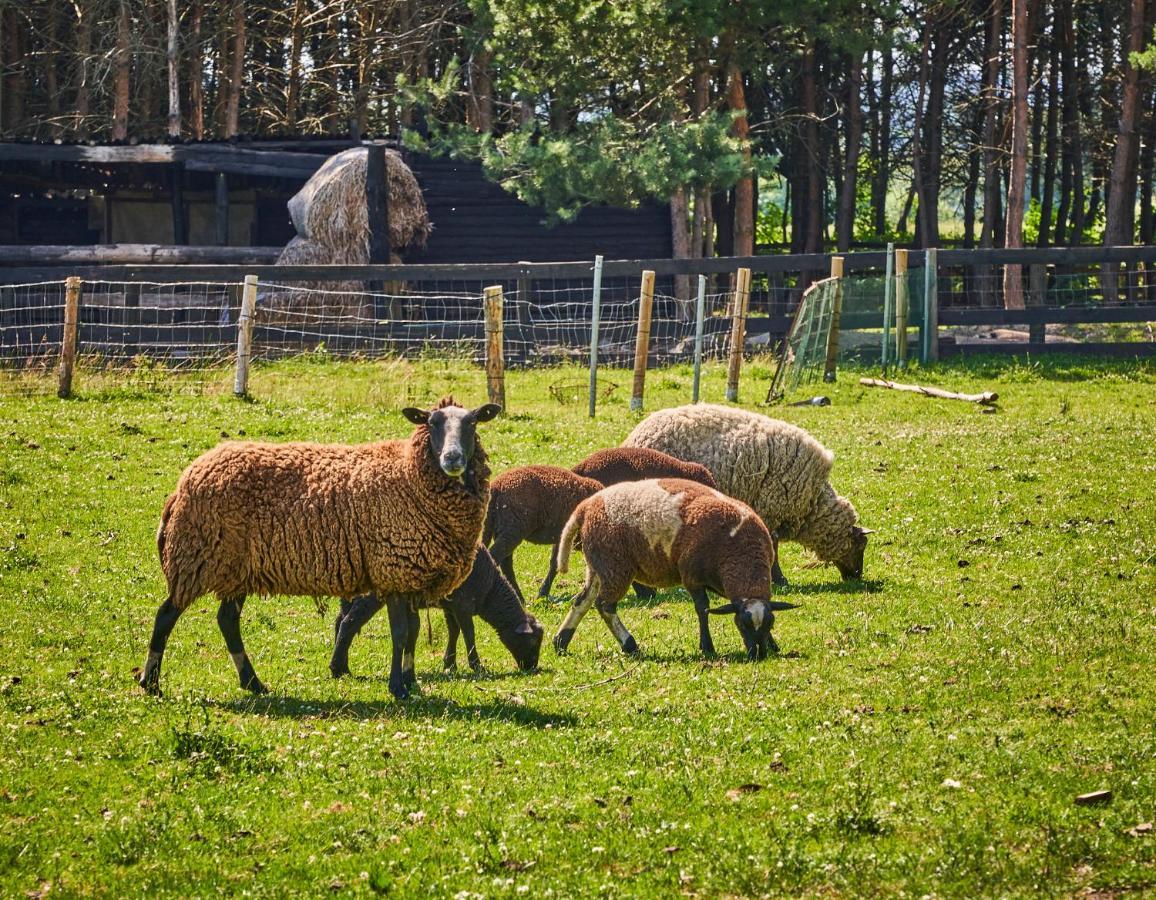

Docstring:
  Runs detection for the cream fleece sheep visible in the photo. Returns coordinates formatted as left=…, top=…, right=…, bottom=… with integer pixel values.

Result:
left=623, top=404, right=869, bottom=580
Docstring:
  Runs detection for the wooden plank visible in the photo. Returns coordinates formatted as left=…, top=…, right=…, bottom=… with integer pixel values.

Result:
left=939, top=305, right=1156, bottom=325
left=941, top=341, right=1156, bottom=358
left=0, top=245, right=283, bottom=265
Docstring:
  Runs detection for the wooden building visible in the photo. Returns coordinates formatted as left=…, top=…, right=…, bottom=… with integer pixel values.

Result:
left=0, top=139, right=672, bottom=264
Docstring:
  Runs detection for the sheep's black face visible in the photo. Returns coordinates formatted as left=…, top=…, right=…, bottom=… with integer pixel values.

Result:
left=499, top=616, right=544, bottom=671
left=710, top=598, right=799, bottom=660
left=403, top=402, right=501, bottom=478
left=836, top=526, right=871, bottom=580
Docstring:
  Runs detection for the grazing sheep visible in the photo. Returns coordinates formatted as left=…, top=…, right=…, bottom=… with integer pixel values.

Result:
left=571, top=447, right=718, bottom=490
left=335, top=545, right=544, bottom=673
left=483, top=465, right=605, bottom=602
left=140, top=397, right=501, bottom=701
left=553, top=478, right=798, bottom=660
left=623, top=404, right=870, bottom=582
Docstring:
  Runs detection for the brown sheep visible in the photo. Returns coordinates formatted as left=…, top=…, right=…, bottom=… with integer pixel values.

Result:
left=140, top=397, right=500, bottom=701
left=553, top=478, right=798, bottom=660
left=572, top=446, right=718, bottom=490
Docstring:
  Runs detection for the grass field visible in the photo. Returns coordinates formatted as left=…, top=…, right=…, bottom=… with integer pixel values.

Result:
left=1, top=355, right=1154, bottom=897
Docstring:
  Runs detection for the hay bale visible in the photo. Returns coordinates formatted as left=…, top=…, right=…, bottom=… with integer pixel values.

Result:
left=285, top=146, right=430, bottom=260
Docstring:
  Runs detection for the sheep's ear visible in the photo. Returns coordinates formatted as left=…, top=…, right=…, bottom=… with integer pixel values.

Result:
left=402, top=407, right=429, bottom=424
left=855, top=526, right=875, bottom=535
left=767, top=600, right=800, bottom=611
left=709, top=602, right=738, bottom=615
left=472, top=403, right=502, bottom=422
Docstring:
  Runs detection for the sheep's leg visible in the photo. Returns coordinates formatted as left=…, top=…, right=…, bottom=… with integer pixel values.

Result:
left=402, top=606, right=421, bottom=689
left=771, top=533, right=788, bottom=586
left=596, top=596, right=639, bottom=656
left=385, top=599, right=411, bottom=700
left=216, top=595, right=268, bottom=694
left=330, top=593, right=384, bottom=679
left=333, top=598, right=352, bottom=645
left=689, top=587, right=717, bottom=658
left=537, top=543, right=560, bottom=599
left=632, top=582, right=657, bottom=601
left=489, top=536, right=526, bottom=604
left=139, top=597, right=185, bottom=695
left=553, top=575, right=599, bottom=653
left=443, top=609, right=460, bottom=670
left=458, top=614, right=482, bottom=671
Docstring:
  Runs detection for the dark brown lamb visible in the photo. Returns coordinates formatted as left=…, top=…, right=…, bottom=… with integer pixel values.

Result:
left=140, top=397, right=500, bottom=700
left=572, top=446, right=718, bottom=490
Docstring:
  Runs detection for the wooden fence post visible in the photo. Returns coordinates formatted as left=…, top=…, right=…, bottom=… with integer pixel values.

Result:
left=484, top=285, right=506, bottom=410
left=233, top=274, right=258, bottom=397
left=630, top=270, right=655, bottom=412
left=882, top=242, right=894, bottom=374
left=895, top=249, right=909, bottom=368
left=823, top=256, right=845, bottom=382
left=691, top=274, right=707, bottom=403
left=588, top=255, right=603, bottom=418
left=58, top=276, right=81, bottom=399
left=923, top=247, right=939, bottom=363
left=724, top=267, right=751, bottom=402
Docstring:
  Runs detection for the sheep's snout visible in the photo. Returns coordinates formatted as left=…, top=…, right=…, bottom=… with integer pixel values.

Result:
left=503, top=616, right=544, bottom=671
left=439, top=449, right=467, bottom=478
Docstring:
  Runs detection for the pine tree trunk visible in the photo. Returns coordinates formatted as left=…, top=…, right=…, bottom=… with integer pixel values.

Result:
left=1004, top=0, right=1029, bottom=309
left=727, top=60, right=754, bottom=257
left=1102, top=0, right=1146, bottom=301
left=1038, top=21, right=1060, bottom=247
left=873, top=43, right=893, bottom=237
left=981, top=0, right=1003, bottom=253
left=44, top=2, right=61, bottom=134
left=225, top=0, right=245, bottom=137
left=802, top=41, right=823, bottom=254
left=112, top=0, right=132, bottom=140
left=166, top=0, right=180, bottom=137
left=910, top=24, right=930, bottom=247
left=285, top=0, right=305, bottom=131
left=837, top=52, right=863, bottom=252
left=189, top=0, right=204, bottom=139
left=73, top=1, right=93, bottom=137
left=691, top=43, right=711, bottom=257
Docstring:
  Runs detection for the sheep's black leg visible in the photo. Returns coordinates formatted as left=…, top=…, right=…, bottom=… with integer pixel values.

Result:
left=217, top=595, right=267, bottom=694
left=771, top=533, right=788, bottom=586
left=597, top=599, right=639, bottom=656
left=333, top=598, right=352, bottom=645
left=385, top=599, right=410, bottom=700
left=443, top=608, right=460, bottom=670
left=632, top=582, right=657, bottom=601
left=458, top=613, right=482, bottom=671
left=139, top=597, right=184, bottom=695
left=331, top=593, right=384, bottom=679
left=402, top=606, right=421, bottom=689
left=537, top=543, right=560, bottom=599
left=689, top=587, right=717, bottom=658
left=489, top=536, right=526, bottom=604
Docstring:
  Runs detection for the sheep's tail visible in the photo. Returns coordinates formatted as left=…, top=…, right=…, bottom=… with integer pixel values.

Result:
left=156, top=493, right=177, bottom=563
left=555, top=506, right=584, bottom=575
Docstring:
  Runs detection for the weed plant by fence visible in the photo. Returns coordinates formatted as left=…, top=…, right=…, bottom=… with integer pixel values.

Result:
left=2, top=246, right=1155, bottom=400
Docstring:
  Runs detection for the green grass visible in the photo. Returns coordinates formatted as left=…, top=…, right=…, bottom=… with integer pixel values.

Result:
left=1, top=354, right=1154, bottom=896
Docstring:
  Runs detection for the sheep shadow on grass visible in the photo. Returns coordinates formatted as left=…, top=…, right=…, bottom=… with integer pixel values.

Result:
left=777, top=578, right=883, bottom=597
left=211, top=693, right=575, bottom=729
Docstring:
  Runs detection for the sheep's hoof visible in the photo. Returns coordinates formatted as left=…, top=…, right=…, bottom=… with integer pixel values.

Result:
left=329, top=658, right=351, bottom=679
left=552, top=630, right=574, bottom=654
left=244, top=677, right=269, bottom=695
left=443, top=657, right=457, bottom=671
left=621, top=636, right=640, bottom=656
left=388, top=677, right=410, bottom=701
left=139, top=674, right=161, bottom=696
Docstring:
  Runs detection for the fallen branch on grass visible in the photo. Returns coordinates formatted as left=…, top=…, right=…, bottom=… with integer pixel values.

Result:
left=859, top=377, right=999, bottom=405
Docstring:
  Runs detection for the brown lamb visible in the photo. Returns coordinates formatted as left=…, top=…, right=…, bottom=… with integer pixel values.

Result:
left=553, top=478, right=797, bottom=660
left=572, top=446, right=718, bottom=490
left=139, top=397, right=500, bottom=700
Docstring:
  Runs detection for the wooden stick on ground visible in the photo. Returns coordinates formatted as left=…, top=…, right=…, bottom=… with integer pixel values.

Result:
left=859, top=377, right=999, bottom=405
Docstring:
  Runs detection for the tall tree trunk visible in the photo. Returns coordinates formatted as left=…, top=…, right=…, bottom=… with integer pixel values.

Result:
left=166, top=0, right=180, bottom=137
left=837, top=52, right=863, bottom=252
left=189, top=0, right=204, bottom=139
left=1038, top=19, right=1060, bottom=247
left=73, top=1, right=93, bottom=136
left=1102, top=0, right=1147, bottom=301
left=920, top=21, right=951, bottom=247
left=44, top=2, right=61, bottom=135
left=671, top=186, right=691, bottom=310
left=910, top=24, right=930, bottom=247
left=801, top=40, right=823, bottom=253
left=225, top=0, right=245, bottom=137
left=1140, top=90, right=1156, bottom=245
left=690, top=42, right=711, bottom=257
left=873, top=42, right=893, bottom=236
left=963, top=99, right=984, bottom=248
left=1004, top=0, right=1029, bottom=309
left=1055, top=0, right=1084, bottom=243
left=981, top=0, right=1003, bottom=250
left=112, top=0, right=132, bottom=140
left=284, top=0, right=305, bottom=130
left=727, top=59, right=754, bottom=257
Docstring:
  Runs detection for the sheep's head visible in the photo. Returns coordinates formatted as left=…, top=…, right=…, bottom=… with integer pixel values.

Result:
left=834, top=526, right=872, bottom=580
left=710, top=598, right=799, bottom=660
left=403, top=398, right=501, bottom=478
left=499, top=614, right=544, bottom=671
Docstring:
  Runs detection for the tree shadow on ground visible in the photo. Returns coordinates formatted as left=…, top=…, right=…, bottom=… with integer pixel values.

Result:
left=211, top=691, right=576, bottom=728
